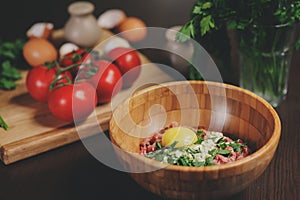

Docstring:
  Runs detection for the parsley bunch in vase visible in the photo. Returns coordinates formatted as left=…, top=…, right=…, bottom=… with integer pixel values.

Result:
left=229, top=0, right=300, bottom=107
left=177, top=1, right=234, bottom=83
left=178, top=0, right=300, bottom=107
left=237, top=23, right=295, bottom=107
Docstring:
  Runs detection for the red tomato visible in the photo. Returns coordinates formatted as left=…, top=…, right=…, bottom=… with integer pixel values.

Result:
left=48, top=82, right=97, bottom=122
left=87, top=60, right=122, bottom=104
left=107, top=47, right=141, bottom=88
left=60, top=49, right=87, bottom=66
left=55, top=70, right=73, bottom=85
left=60, top=49, right=92, bottom=75
left=26, top=66, right=72, bottom=102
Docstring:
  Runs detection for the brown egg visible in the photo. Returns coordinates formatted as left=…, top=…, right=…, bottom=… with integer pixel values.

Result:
left=23, top=38, right=58, bottom=67
left=118, top=17, right=147, bottom=42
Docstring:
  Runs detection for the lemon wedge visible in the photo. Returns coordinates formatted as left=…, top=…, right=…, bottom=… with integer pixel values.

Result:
left=162, top=127, right=198, bottom=148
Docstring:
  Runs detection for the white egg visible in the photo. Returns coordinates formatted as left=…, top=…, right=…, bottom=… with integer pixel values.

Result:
left=26, top=22, right=54, bottom=39
left=103, top=37, right=130, bottom=55
left=97, top=9, right=126, bottom=29
left=59, top=43, right=79, bottom=57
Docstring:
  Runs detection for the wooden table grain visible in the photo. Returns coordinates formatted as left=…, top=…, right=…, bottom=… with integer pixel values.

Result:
left=0, top=0, right=299, bottom=200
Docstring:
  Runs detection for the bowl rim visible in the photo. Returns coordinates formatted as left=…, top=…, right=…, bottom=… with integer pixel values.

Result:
left=110, top=80, right=281, bottom=173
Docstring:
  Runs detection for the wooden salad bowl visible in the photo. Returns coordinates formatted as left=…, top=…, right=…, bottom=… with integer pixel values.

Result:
left=109, top=81, right=281, bottom=200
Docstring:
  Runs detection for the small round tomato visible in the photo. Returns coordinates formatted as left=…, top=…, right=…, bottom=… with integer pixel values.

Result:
left=60, top=49, right=92, bottom=75
left=107, top=47, right=141, bottom=88
left=86, top=60, right=122, bottom=104
left=26, top=66, right=72, bottom=102
left=60, top=49, right=86, bottom=66
left=48, top=82, right=97, bottom=122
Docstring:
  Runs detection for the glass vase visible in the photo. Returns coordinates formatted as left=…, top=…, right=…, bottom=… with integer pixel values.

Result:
left=237, top=24, right=295, bottom=107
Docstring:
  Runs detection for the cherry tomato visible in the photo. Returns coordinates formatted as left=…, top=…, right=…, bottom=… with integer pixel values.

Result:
left=60, top=49, right=92, bottom=75
left=26, top=66, right=73, bottom=102
left=85, top=60, right=122, bottom=104
left=55, top=70, right=73, bottom=85
left=107, top=47, right=141, bottom=88
left=48, top=82, right=97, bottom=122
left=60, top=49, right=87, bottom=66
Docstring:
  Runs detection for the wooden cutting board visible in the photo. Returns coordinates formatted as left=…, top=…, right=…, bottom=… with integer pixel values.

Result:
left=0, top=29, right=174, bottom=165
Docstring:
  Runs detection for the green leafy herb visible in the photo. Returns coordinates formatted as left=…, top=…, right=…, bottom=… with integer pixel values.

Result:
left=194, top=137, right=204, bottom=145
left=170, top=141, right=178, bottom=148
left=193, top=161, right=205, bottom=167
left=205, top=156, right=214, bottom=166
left=186, top=147, right=196, bottom=154
left=178, top=156, right=188, bottom=166
left=175, top=21, right=195, bottom=42
left=177, top=0, right=300, bottom=46
left=194, top=129, right=205, bottom=144
left=216, top=137, right=227, bottom=149
left=217, top=149, right=231, bottom=155
left=200, top=15, right=215, bottom=36
left=196, top=129, right=204, bottom=136
left=0, top=116, right=8, bottom=131
left=208, top=149, right=218, bottom=158
left=0, top=39, right=28, bottom=90
left=1, top=60, right=22, bottom=79
left=228, top=140, right=246, bottom=154
left=156, top=142, right=162, bottom=149
left=155, top=154, right=165, bottom=162
left=216, top=137, right=226, bottom=144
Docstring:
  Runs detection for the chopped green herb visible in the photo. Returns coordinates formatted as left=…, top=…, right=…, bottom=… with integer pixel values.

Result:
left=194, top=137, right=204, bottom=144
left=193, top=161, right=205, bottom=167
left=208, top=149, right=218, bottom=158
left=217, top=149, right=231, bottom=155
left=156, top=142, right=162, bottom=149
left=196, top=129, right=204, bottom=136
left=155, top=154, right=165, bottom=162
left=186, top=147, right=196, bottom=154
left=178, top=157, right=188, bottom=166
left=177, top=156, right=193, bottom=166
left=0, top=116, right=8, bottom=131
left=216, top=137, right=226, bottom=144
left=217, top=142, right=227, bottom=149
left=228, top=141, right=246, bottom=154
left=205, top=156, right=214, bottom=166
left=170, top=141, right=178, bottom=149
left=194, top=129, right=205, bottom=144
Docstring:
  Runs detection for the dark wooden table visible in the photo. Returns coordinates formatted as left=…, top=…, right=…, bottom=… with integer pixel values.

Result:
left=0, top=0, right=299, bottom=200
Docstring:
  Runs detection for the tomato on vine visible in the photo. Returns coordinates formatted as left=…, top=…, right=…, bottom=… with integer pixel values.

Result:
left=60, top=49, right=92, bottom=75
left=60, top=49, right=87, bottom=66
left=26, top=65, right=72, bottom=102
left=78, top=59, right=123, bottom=104
left=107, top=47, right=141, bottom=88
left=48, top=82, right=97, bottom=122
